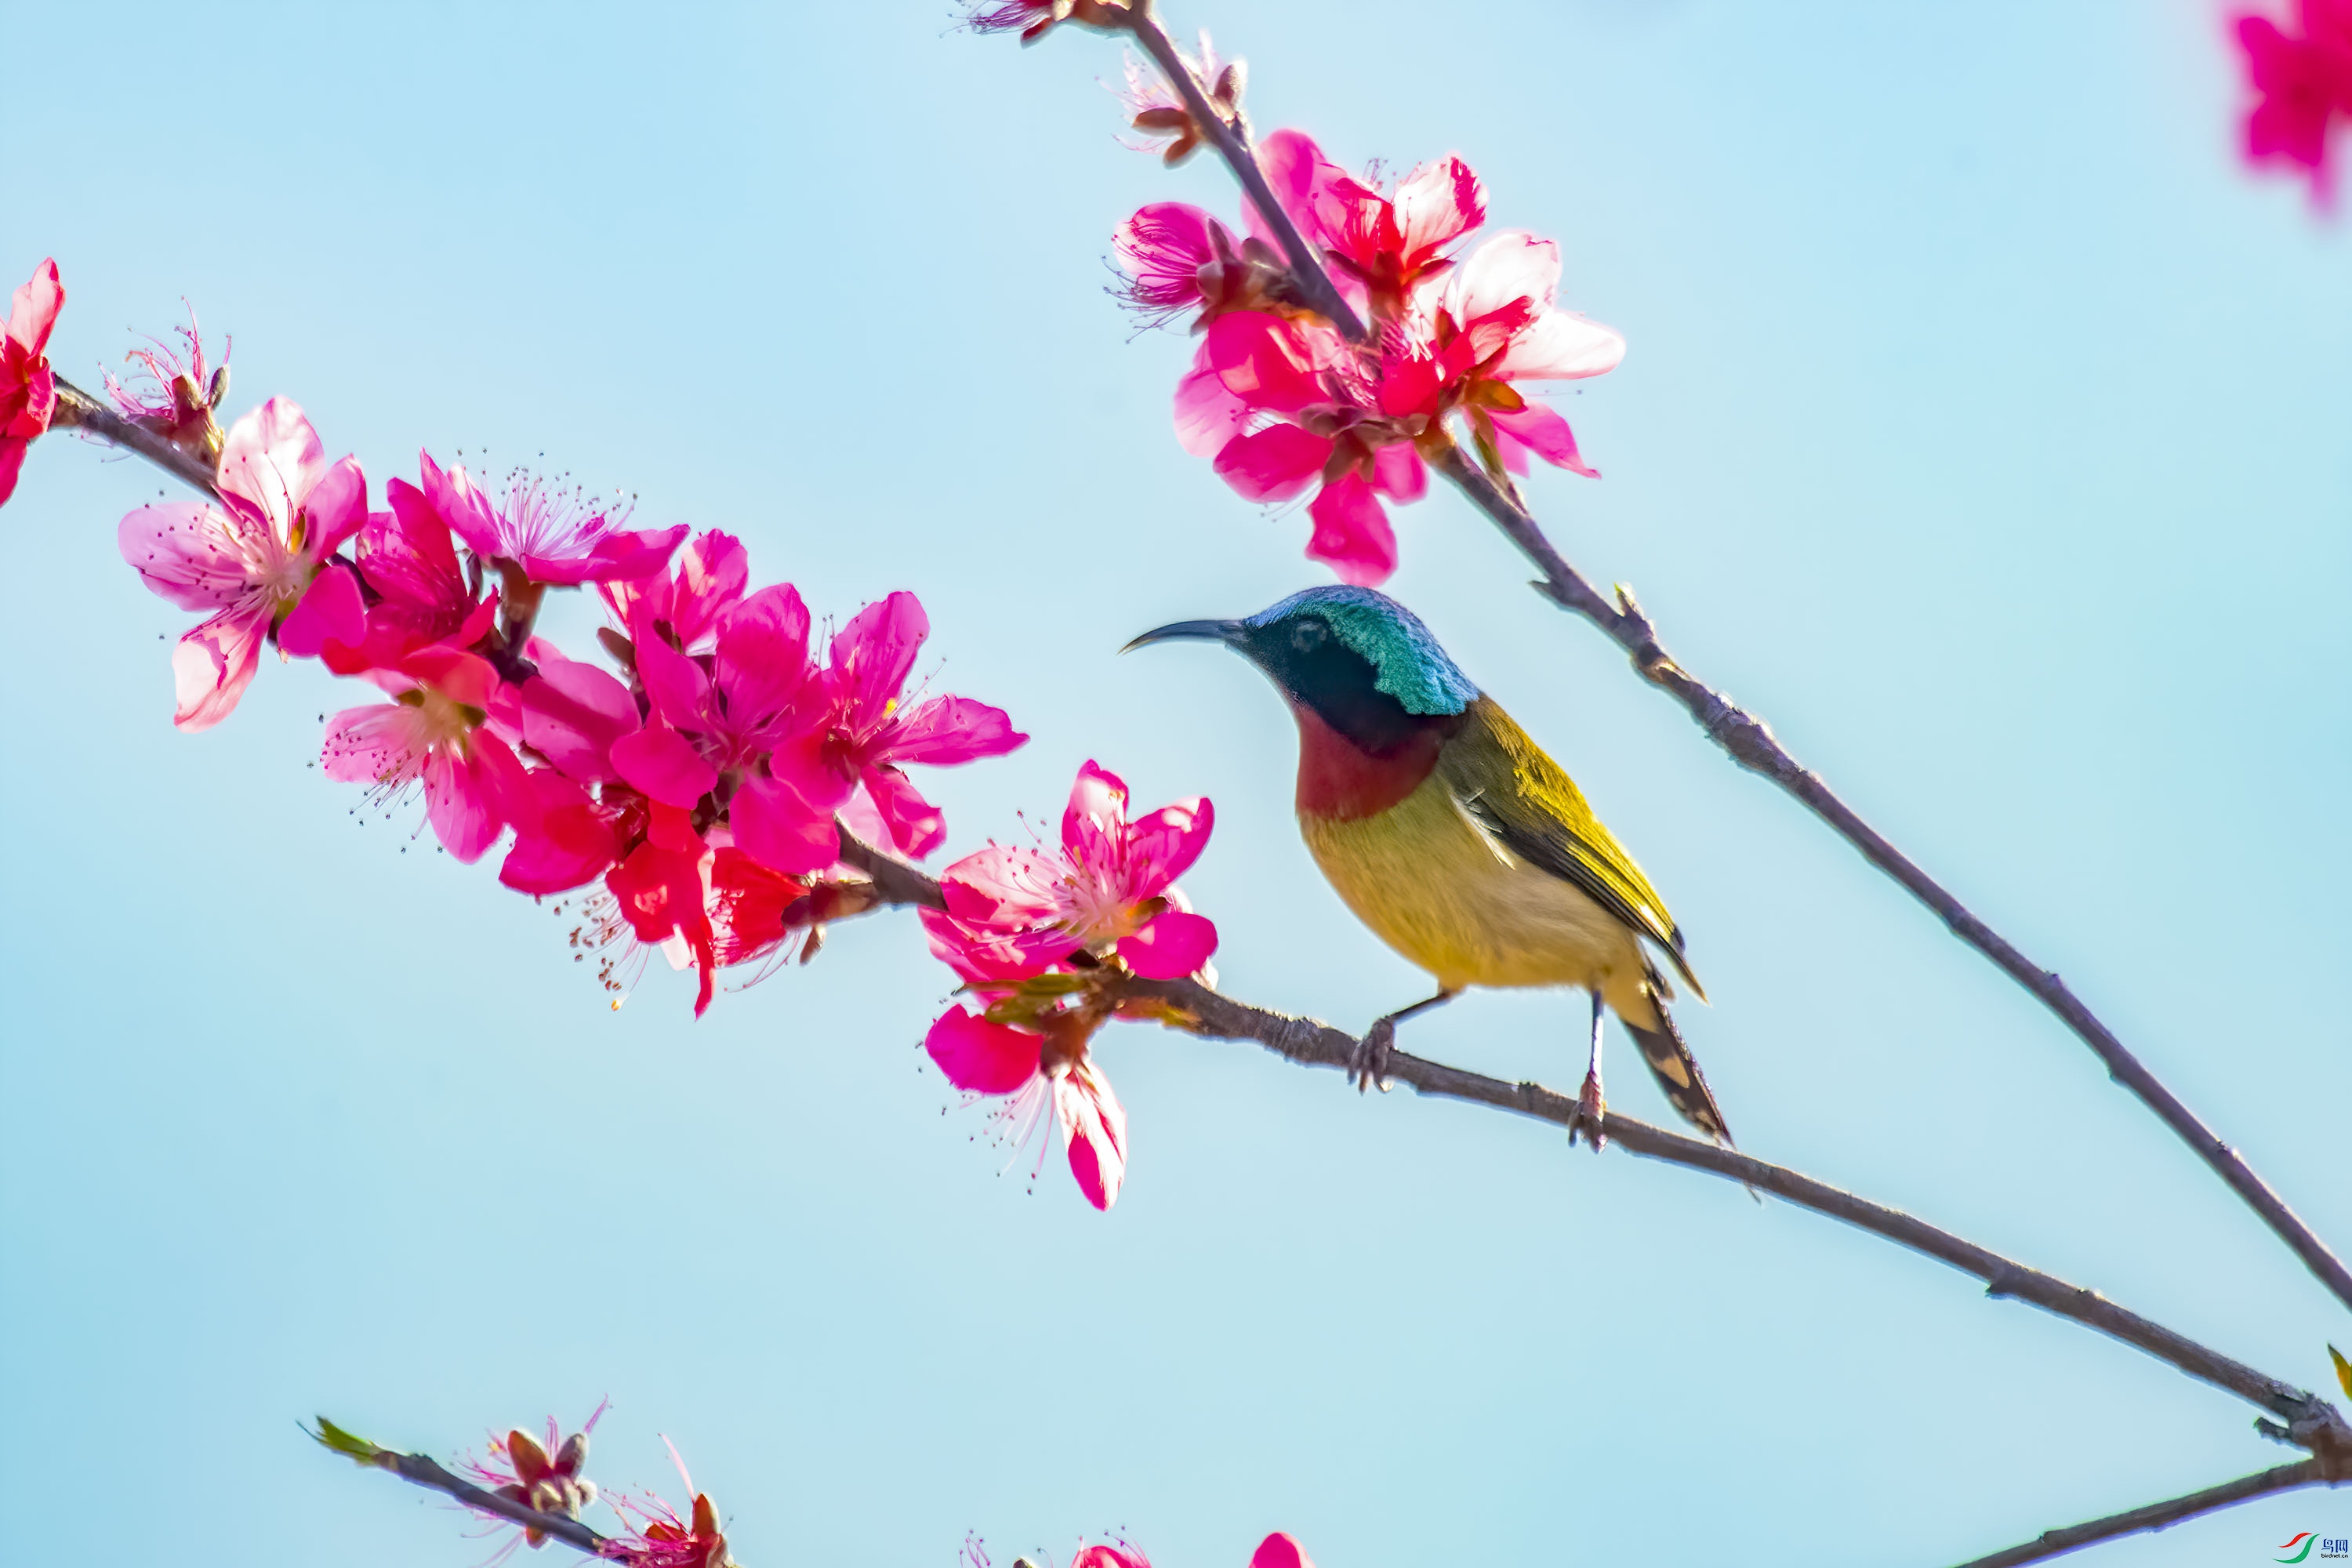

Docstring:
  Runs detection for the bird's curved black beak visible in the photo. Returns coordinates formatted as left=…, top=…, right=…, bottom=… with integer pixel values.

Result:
left=1120, top=618, right=1247, bottom=654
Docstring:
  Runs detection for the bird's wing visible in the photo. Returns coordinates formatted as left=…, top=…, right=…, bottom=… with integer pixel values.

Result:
left=1441, top=698, right=1706, bottom=1000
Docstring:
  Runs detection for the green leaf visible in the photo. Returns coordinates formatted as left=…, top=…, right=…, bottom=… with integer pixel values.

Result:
left=2330, top=1344, right=2351, bottom=1400
left=308, top=1415, right=394, bottom=1468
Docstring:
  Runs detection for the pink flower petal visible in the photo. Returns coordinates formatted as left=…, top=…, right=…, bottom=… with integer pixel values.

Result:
left=1489, top=401, right=1598, bottom=477
left=299, top=455, right=370, bottom=561
left=1120, top=796, right=1214, bottom=896
left=1305, top=471, right=1399, bottom=586
left=1250, top=1534, right=1316, bottom=1568
left=320, top=701, right=426, bottom=786
left=1116, top=909, right=1218, bottom=979
left=1057, top=1058, right=1127, bottom=1210
left=610, top=722, right=717, bottom=808
left=520, top=641, right=640, bottom=782
left=1250, top=129, right=1348, bottom=249
left=276, top=561, right=367, bottom=658
left=499, top=773, right=622, bottom=894
left=828, top=590, right=927, bottom=726
left=1372, top=441, right=1427, bottom=503
left=924, top=1007, right=1043, bottom=1096
left=1174, top=353, right=1254, bottom=458
left=940, top=843, right=1063, bottom=928
left=171, top=605, right=271, bottom=731
left=5, top=260, right=63, bottom=358
left=216, top=397, right=328, bottom=535
left=118, top=501, right=266, bottom=613
left=1059, top=759, right=1130, bottom=872
left=731, top=769, right=842, bottom=876
left=1391, top=154, right=1486, bottom=263
left=712, top=583, right=817, bottom=731
left=1448, top=230, right=1561, bottom=321
left=918, top=905, right=1072, bottom=984
left=877, top=695, right=1026, bottom=768
left=630, top=601, right=717, bottom=732
left=1213, top=423, right=1330, bottom=503
left=860, top=764, right=947, bottom=859
left=0, top=438, right=25, bottom=506
left=1497, top=310, right=1626, bottom=383
left=1205, top=310, right=1328, bottom=413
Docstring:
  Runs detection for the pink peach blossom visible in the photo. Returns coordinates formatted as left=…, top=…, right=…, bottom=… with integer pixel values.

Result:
left=118, top=397, right=368, bottom=730
left=459, top=1403, right=605, bottom=1559
left=2235, top=0, right=2352, bottom=198
left=103, top=302, right=227, bottom=447
left=1428, top=230, right=1624, bottom=478
left=922, top=760, right=1216, bottom=983
left=1313, top=150, right=1486, bottom=323
left=321, top=645, right=533, bottom=863
left=760, top=591, right=1027, bottom=866
left=0, top=259, right=63, bottom=507
left=322, top=466, right=498, bottom=676
left=426, top=454, right=687, bottom=586
left=1248, top=1535, right=1315, bottom=1568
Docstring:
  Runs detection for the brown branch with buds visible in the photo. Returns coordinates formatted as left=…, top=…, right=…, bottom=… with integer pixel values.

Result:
left=308, top=1417, right=610, bottom=1556
left=1069, top=1, right=2352, bottom=1325
left=51, top=376, right=223, bottom=500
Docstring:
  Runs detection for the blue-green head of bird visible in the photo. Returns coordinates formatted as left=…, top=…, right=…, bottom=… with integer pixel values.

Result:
left=1124, top=586, right=1483, bottom=757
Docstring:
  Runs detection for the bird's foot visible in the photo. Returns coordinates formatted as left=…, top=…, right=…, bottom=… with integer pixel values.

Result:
left=1348, top=1018, right=1396, bottom=1094
left=1568, top=1069, right=1607, bottom=1152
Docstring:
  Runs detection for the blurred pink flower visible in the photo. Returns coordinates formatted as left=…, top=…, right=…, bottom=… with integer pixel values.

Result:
left=0, top=258, right=63, bottom=506
left=321, top=644, right=535, bottom=863
left=1248, top=1535, right=1315, bottom=1568
left=2234, top=0, right=2352, bottom=199
left=118, top=397, right=368, bottom=729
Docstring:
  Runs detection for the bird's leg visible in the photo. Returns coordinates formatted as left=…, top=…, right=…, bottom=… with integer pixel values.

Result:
left=1570, top=988, right=1608, bottom=1152
left=1350, top=988, right=1459, bottom=1094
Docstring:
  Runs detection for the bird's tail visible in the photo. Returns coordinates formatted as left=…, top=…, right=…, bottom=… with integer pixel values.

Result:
left=1621, top=993, right=1733, bottom=1145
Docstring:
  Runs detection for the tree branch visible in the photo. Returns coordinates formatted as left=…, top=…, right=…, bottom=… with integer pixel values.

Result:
left=1425, top=447, right=2352, bottom=1319
left=49, top=376, right=222, bottom=500
left=1116, top=5, right=1370, bottom=343
left=314, top=1427, right=609, bottom=1556
left=832, top=829, right=2352, bottom=1462
left=1950, top=1460, right=2332, bottom=1568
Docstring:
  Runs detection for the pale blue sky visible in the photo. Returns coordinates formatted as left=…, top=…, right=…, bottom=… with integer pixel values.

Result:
left=3, top=2, right=2349, bottom=1565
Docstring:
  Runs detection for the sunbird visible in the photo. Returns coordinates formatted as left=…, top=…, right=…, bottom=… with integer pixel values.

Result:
left=1126, top=585, right=1731, bottom=1145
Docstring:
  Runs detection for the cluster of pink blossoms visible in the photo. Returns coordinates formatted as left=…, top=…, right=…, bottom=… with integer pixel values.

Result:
left=2234, top=0, right=2352, bottom=199
left=1112, top=116, right=1624, bottom=585
left=962, top=1528, right=1318, bottom=1568
left=920, top=761, right=1218, bottom=1210
left=0, top=251, right=1026, bottom=1016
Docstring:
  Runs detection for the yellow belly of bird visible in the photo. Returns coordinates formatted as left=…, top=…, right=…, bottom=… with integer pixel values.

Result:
left=1298, top=773, right=1656, bottom=1021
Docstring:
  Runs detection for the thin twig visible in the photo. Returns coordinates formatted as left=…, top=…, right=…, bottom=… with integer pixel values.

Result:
left=335, top=1444, right=610, bottom=1556
left=1950, top=1460, right=2331, bottom=1568
left=49, top=377, right=222, bottom=499
left=1426, top=447, right=2352, bottom=1319
left=833, top=829, right=2352, bottom=1462
left=1116, top=5, right=1370, bottom=343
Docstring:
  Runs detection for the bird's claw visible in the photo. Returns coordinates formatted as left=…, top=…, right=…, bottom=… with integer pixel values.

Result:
left=1349, top=1018, right=1396, bottom=1094
left=1568, top=1069, right=1607, bottom=1152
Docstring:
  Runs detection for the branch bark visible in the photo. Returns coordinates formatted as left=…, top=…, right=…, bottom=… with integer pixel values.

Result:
left=49, top=377, right=222, bottom=499
left=834, top=829, right=2352, bottom=1465
left=1950, top=1461, right=2332, bottom=1568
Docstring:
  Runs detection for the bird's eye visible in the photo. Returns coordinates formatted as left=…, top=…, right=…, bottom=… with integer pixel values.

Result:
left=1290, top=619, right=1328, bottom=653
